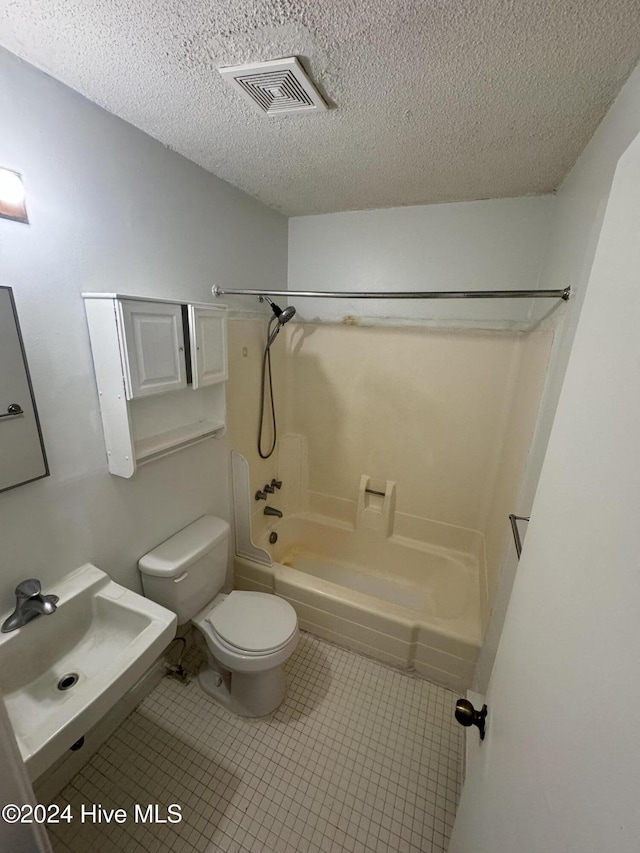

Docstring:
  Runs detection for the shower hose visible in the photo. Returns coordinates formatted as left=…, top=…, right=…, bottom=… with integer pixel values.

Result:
left=258, top=315, right=278, bottom=459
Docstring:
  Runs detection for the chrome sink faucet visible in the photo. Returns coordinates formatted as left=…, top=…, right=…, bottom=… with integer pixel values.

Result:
left=1, top=579, right=58, bottom=633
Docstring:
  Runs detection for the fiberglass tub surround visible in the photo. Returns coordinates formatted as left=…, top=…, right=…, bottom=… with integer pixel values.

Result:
left=227, top=319, right=553, bottom=692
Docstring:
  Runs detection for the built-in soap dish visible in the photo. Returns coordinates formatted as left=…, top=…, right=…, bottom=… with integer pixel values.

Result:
left=356, top=475, right=396, bottom=537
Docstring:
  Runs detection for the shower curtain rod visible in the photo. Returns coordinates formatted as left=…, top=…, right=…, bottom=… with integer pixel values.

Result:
left=212, top=286, right=571, bottom=301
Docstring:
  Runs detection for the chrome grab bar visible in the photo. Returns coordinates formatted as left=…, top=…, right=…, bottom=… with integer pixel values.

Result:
left=0, top=403, right=24, bottom=419
left=509, top=514, right=530, bottom=559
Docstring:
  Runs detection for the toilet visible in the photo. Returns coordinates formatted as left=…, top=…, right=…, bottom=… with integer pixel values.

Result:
left=138, top=515, right=299, bottom=717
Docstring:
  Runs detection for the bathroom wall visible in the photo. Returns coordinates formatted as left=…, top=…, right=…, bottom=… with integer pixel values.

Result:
left=288, top=195, right=555, bottom=327
left=474, top=60, right=640, bottom=691
left=0, top=47, right=287, bottom=613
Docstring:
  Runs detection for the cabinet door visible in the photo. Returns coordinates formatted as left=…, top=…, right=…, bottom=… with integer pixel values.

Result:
left=188, top=306, right=228, bottom=389
left=118, top=300, right=187, bottom=398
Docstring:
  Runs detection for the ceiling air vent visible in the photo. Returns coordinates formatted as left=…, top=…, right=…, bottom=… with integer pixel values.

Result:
left=219, top=57, right=328, bottom=116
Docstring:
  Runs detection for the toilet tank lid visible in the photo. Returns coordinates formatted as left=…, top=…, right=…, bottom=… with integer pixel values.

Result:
left=138, top=515, right=229, bottom=578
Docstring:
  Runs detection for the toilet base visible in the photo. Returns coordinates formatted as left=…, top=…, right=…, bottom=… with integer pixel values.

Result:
left=198, top=659, right=287, bottom=717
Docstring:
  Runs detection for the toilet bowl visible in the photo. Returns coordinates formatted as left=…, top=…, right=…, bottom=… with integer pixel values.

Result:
left=193, top=590, right=298, bottom=716
left=138, top=516, right=299, bottom=717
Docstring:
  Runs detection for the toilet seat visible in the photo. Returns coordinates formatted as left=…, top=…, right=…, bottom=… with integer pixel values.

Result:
left=194, top=591, right=299, bottom=674
left=205, top=591, right=297, bottom=654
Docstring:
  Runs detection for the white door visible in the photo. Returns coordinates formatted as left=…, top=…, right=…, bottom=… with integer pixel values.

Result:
left=188, top=305, right=227, bottom=389
left=118, top=300, right=186, bottom=399
left=448, top=135, right=640, bottom=849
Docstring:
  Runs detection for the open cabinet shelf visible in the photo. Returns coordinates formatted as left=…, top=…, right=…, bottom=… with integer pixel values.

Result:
left=134, top=419, right=226, bottom=463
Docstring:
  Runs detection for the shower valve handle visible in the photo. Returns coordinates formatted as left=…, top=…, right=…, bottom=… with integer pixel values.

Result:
left=255, top=490, right=267, bottom=501
left=271, top=479, right=282, bottom=490
left=263, top=484, right=275, bottom=494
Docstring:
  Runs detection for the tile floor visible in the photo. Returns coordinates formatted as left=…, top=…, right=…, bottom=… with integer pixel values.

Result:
left=47, top=633, right=463, bottom=853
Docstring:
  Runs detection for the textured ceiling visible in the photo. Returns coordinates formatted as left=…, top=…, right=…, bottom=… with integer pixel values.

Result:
left=1, top=1, right=640, bottom=216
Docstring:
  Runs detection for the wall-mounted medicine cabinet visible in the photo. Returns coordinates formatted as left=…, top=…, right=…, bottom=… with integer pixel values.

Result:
left=83, top=293, right=227, bottom=478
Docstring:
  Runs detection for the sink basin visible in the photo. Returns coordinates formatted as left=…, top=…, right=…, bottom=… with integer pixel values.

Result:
left=0, top=563, right=176, bottom=780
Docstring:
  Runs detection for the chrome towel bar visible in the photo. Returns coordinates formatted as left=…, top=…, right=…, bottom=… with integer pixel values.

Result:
left=0, top=403, right=24, bottom=419
left=509, top=514, right=530, bottom=559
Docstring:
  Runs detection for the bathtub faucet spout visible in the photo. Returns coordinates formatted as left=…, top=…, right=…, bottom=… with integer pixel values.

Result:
left=264, top=506, right=283, bottom=518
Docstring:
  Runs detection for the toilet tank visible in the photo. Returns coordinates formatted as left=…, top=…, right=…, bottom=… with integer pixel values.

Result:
left=138, top=516, right=230, bottom=624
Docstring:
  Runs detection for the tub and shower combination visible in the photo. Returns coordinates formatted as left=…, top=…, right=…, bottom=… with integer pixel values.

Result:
left=234, top=503, right=483, bottom=692
left=228, top=292, right=491, bottom=692
left=222, top=281, right=561, bottom=692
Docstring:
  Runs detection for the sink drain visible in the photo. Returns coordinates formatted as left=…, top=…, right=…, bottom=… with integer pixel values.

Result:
left=57, top=673, right=79, bottom=691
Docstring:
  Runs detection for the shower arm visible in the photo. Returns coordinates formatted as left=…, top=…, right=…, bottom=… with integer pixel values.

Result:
left=213, top=286, right=571, bottom=301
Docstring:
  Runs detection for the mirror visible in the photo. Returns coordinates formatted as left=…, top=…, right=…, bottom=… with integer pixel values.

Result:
left=0, top=287, right=48, bottom=491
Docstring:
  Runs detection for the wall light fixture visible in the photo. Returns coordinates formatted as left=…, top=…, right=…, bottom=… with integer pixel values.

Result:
left=0, top=168, right=28, bottom=224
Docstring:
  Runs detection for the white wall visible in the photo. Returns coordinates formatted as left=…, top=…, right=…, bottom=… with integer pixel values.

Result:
left=0, top=47, right=287, bottom=613
left=449, top=107, right=640, bottom=853
left=474, top=61, right=640, bottom=692
left=288, top=196, right=555, bottom=326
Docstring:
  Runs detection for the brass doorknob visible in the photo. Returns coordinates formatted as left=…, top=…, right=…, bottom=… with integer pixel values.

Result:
left=455, top=698, right=488, bottom=740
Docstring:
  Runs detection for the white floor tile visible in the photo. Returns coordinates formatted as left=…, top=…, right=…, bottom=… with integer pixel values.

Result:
left=47, top=632, right=463, bottom=852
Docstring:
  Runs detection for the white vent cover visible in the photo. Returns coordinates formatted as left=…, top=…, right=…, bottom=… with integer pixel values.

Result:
left=219, top=56, right=328, bottom=116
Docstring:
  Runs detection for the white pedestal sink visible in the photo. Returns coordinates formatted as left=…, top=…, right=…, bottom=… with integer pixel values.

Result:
left=0, top=564, right=176, bottom=780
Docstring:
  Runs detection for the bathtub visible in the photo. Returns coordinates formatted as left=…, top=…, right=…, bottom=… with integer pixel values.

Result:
left=234, top=512, right=483, bottom=691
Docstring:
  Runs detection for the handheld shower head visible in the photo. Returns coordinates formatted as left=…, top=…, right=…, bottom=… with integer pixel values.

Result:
left=279, top=305, right=297, bottom=324
left=264, top=297, right=296, bottom=347
left=258, top=297, right=297, bottom=460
